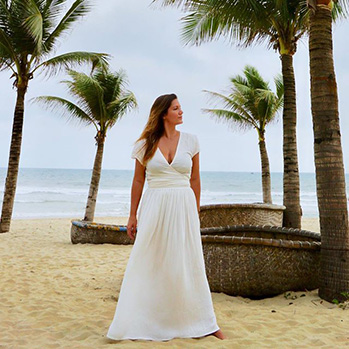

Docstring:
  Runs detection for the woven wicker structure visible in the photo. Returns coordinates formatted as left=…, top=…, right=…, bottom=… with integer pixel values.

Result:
left=201, top=225, right=321, bottom=298
left=70, top=220, right=320, bottom=298
left=71, top=220, right=132, bottom=245
left=200, top=203, right=285, bottom=228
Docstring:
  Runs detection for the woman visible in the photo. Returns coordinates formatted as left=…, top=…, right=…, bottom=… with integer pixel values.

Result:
left=106, top=94, right=225, bottom=341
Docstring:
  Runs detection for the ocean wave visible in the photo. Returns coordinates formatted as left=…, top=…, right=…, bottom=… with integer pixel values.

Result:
left=12, top=207, right=129, bottom=219
left=0, top=187, right=131, bottom=196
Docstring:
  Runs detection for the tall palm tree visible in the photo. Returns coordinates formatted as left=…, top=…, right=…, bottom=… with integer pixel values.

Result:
left=204, top=65, right=283, bottom=203
left=0, top=0, right=109, bottom=233
left=307, top=0, right=349, bottom=302
left=153, top=0, right=310, bottom=228
left=34, top=68, right=137, bottom=222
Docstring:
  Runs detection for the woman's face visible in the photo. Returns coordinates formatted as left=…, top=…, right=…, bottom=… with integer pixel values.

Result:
left=163, top=99, right=183, bottom=126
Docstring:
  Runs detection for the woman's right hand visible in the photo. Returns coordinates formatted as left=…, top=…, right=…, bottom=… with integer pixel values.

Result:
left=127, top=215, right=137, bottom=240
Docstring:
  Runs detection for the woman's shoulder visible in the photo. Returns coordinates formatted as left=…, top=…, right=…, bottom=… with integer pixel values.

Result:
left=134, top=138, right=146, bottom=145
left=131, top=138, right=147, bottom=165
left=133, top=138, right=147, bottom=151
left=180, top=132, right=200, bottom=156
left=181, top=131, right=198, bottom=142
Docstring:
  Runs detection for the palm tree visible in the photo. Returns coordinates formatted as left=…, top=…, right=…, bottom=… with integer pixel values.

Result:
left=34, top=68, right=137, bottom=222
left=0, top=0, right=109, bottom=233
left=307, top=0, right=349, bottom=302
left=153, top=0, right=310, bottom=228
left=204, top=65, right=283, bottom=204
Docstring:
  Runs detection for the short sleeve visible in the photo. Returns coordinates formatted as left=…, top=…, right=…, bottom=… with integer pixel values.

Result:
left=192, top=134, right=200, bottom=157
left=131, top=139, right=146, bottom=165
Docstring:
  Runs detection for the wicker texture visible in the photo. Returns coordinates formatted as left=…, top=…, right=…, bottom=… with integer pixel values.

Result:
left=70, top=220, right=133, bottom=245
left=200, top=203, right=285, bottom=228
left=201, top=225, right=321, bottom=298
left=70, top=220, right=320, bottom=298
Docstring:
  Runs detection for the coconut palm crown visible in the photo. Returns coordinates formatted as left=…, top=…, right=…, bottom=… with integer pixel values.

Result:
left=0, top=0, right=109, bottom=85
left=34, top=68, right=138, bottom=222
left=156, top=0, right=307, bottom=53
left=204, top=65, right=283, bottom=204
left=0, top=0, right=109, bottom=233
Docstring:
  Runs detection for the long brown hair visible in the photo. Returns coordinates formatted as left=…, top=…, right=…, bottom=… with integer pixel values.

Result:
left=137, top=93, right=177, bottom=165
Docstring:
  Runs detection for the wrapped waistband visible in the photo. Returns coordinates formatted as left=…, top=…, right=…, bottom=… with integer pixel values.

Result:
left=147, top=180, right=190, bottom=189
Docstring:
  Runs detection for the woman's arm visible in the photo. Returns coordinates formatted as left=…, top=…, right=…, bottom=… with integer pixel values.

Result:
left=127, top=159, right=146, bottom=240
left=190, top=153, right=201, bottom=213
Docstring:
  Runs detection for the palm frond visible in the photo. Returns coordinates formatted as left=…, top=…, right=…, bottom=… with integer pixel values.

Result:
left=0, top=28, right=17, bottom=62
left=42, top=0, right=67, bottom=16
left=180, top=3, right=265, bottom=47
left=203, top=108, right=255, bottom=132
left=337, top=0, right=349, bottom=13
left=255, top=88, right=276, bottom=104
left=332, top=0, right=348, bottom=20
left=32, top=95, right=98, bottom=129
left=64, top=69, right=106, bottom=120
left=274, top=73, right=284, bottom=102
left=22, top=0, right=43, bottom=53
left=203, top=89, right=236, bottom=110
left=0, top=58, right=13, bottom=72
left=43, top=0, right=91, bottom=53
left=204, top=88, right=258, bottom=128
left=32, top=51, right=110, bottom=75
left=94, top=68, right=128, bottom=103
left=151, top=0, right=202, bottom=11
left=106, top=92, right=138, bottom=129
left=244, top=65, right=270, bottom=90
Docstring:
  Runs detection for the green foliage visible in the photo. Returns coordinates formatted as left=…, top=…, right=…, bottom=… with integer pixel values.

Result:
left=203, top=65, right=283, bottom=137
left=153, top=0, right=308, bottom=52
left=33, top=67, right=138, bottom=133
left=332, top=291, right=349, bottom=310
left=0, top=0, right=109, bottom=84
left=154, top=0, right=346, bottom=53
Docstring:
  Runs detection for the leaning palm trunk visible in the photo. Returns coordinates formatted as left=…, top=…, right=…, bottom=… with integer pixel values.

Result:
left=84, top=132, right=106, bottom=222
left=281, top=54, right=302, bottom=228
left=258, top=137, right=272, bottom=204
left=0, top=84, right=27, bottom=233
left=309, top=4, right=349, bottom=302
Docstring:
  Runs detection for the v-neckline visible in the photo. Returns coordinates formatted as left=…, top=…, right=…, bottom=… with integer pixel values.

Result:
left=157, top=132, right=181, bottom=166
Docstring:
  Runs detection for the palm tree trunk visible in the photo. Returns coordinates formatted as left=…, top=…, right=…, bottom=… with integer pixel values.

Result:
left=281, top=54, right=302, bottom=228
left=0, top=85, right=27, bottom=233
left=309, top=3, right=349, bottom=302
left=258, top=136, right=272, bottom=204
left=83, top=132, right=105, bottom=222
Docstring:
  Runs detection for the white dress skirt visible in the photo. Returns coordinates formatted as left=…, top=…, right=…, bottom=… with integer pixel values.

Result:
left=106, top=132, right=220, bottom=341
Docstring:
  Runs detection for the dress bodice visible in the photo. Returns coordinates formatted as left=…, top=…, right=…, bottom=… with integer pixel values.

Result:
left=131, top=132, right=200, bottom=188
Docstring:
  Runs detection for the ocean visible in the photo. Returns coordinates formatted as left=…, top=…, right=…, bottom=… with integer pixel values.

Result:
left=0, top=167, right=332, bottom=219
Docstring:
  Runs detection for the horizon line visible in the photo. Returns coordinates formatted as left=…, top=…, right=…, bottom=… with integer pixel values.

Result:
left=0, top=166, right=321, bottom=175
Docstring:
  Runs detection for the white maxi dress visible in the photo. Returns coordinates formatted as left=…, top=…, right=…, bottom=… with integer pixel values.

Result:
left=106, top=131, right=220, bottom=341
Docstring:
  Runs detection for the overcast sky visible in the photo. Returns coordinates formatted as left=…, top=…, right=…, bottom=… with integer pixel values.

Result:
left=1, top=0, right=348, bottom=173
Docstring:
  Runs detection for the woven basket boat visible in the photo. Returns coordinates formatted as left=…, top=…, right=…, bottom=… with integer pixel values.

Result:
left=70, top=221, right=320, bottom=298
left=71, top=220, right=130, bottom=245
left=200, top=203, right=285, bottom=228
left=201, top=225, right=321, bottom=298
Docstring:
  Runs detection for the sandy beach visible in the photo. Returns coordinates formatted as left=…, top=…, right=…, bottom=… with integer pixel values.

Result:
left=1, top=216, right=348, bottom=348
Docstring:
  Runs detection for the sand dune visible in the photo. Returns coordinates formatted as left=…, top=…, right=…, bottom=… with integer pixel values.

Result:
left=1, top=217, right=348, bottom=348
